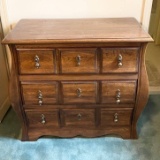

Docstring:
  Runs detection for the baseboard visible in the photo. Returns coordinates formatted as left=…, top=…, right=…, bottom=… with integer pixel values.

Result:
left=149, top=86, right=160, bottom=94
left=0, top=97, right=10, bottom=123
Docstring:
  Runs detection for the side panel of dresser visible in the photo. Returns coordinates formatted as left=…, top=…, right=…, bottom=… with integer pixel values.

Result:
left=8, top=45, right=28, bottom=140
left=131, top=43, right=149, bottom=139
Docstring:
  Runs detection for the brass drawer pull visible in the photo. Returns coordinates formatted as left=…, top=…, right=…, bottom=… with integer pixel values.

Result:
left=116, top=89, right=121, bottom=104
left=41, top=114, right=46, bottom=124
left=38, top=90, right=43, bottom=105
left=35, top=55, right=40, bottom=68
left=117, top=54, right=123, bottom=67
left=76, top=55, right=81, bottom=66
left=77, top=113, right=82, bottom=120
left=114, top=113, right=118, bottom=123
left=76, top=88, right=82, bottom=97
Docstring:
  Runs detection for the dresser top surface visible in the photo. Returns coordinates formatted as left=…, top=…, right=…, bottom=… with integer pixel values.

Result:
left=2, top=18, right=153, bottom=44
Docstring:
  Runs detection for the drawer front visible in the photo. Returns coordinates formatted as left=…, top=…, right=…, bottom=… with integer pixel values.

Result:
left=59, top=48, right=98, bottom=73
left=61, top=109, right=95, bottom=127
left=102, top=48, right=139, bottom=73
left=25, top=109, right=59, bottom=128
left=61, top=82, right=97, bottom=103
left=21, top=83, right=58, bottom=105
left=17, top=49, right=56, bottom=74
left=101, top=108, right=133, bottom=126
left=101, top=81, right=136, bottom=103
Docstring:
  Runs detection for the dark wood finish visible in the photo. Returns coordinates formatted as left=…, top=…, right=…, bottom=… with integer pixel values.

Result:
left=17, top=49, right=56, bottom=74
left=26, top=108, right=59, bottom=128
left=2, top=18, right=153, bottom=141
left=59, top=48, right=98, bottom=74
left=61, top=108, right=95, bottom=127
left=2, top=18, right=152, bottom=44
left=101, top=80, right=137, bottom=103
left=100, top=108, right=133, bottom=126
left=131, top=43, right=149, bottom=139
left=102, top=48, right=139, bottom=73
left=61, top=81, right=97, bottom=104
left=21, top=82, right=58, bottom=105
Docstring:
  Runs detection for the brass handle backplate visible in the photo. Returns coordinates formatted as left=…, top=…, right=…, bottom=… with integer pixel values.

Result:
left=76, top=55, right=81, bottom=66
left=116, top=89, right=121, bottom=104
left=117, top=54, right=123, bottom=67
left=114, top=113, right=118, bottom=123
left=77, top=113, right=82, bottom=120
left=35, top=55, right=40, bottom=68
left=41, top=114, right=46, bottom=124
left=76, top=88, right=82, bottom=97
left=38, top=90, right=43, bottom=105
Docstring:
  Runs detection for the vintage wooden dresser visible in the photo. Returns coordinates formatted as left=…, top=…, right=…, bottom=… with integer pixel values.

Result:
left=2, top=18, right=153, bottom=141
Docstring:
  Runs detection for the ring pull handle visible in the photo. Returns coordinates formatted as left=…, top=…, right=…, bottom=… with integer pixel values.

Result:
left=116, top=89, right=121, bottom=104
left=77, top=113, right=82, bottom=120
left=76, top=88, right=82, bottom=97
left=114, top=113, right=118, bottom=123
left=35, top=55, right=40, bottom=68
left=41, top=114, right=46, bottom=124
left=117, top=54, right=123, bottom=67
left=76, top=55, right=81, bottom=66
left=38, top=90, right=43, bottom=105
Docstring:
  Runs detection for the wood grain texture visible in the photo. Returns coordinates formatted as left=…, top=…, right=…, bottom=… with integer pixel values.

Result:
left=102, top=47, right=139, bottom=73
left=25, top=108, right=59, bottom=128
left=131, top=43, right=149, bottom=139
left=61, top=108, right=95, bottom=127
left=59, top=48, right=98, bottom=74
left=17, top=49, right=56, bottom=74
left=101, top=80, right=137, bottom=103
left=21, top=82, right=58, bottom=105
left=27, top=127, right=131, bottom=141
left=61, top=81, right=97, bottom=104
left=100, top=108, right=133, bottom=126
left=2, top=18, right=152, bottom=44
left=8, top=45, right=28, bottom=141
left=2, top=18, right=152, bottom=141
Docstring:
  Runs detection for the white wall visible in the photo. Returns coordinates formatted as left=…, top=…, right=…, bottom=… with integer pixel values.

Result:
left=6, top=0, right=144, bottom=24
left=4, top=0, right=153, bottom=31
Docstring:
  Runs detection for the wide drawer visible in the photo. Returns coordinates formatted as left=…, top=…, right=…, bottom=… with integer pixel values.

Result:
left=25, top=108, right=59, bottom=128
left=21, top=82, right=58, bottom=105
left=17, top=49, right=56, bottom=74
left=61, top=81, right=97, bottom=103
left=101, top=80, right=136, bottom=104
left=102, top=47, right=139, bottom=73
left=101, top=108, right=133, bottom=126
left=59, top=48, right=98, bottom=74
left=61, top=108, right=95, bottom=127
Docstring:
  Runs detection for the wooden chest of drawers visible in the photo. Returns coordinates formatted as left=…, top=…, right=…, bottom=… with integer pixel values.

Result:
left=2, top=18, right=152, bottom=141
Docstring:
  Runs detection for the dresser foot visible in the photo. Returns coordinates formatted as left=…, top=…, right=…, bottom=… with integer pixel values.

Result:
left=130, top=126, right=138, bottom=139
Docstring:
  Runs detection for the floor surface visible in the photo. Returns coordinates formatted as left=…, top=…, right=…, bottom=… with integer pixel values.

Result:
left=0, top=95, right=160, bottom=160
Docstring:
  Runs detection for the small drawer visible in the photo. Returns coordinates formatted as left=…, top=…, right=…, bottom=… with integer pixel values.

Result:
left=101, top=108, right=133, bottom=126
left=25, top=108, right=59, bottom=128
left=59, top=48, right=98, bottom=74
left=61, top=109, right=95, bottom=127
left=61, top=81, right=97, bottom=104
left=21, top=83, right=58, bottom=105
left=17, top=49, right=56, bottom=74
left=101, top=81, right=136, bottom=104
left=102, top=48, right=139, bottom=73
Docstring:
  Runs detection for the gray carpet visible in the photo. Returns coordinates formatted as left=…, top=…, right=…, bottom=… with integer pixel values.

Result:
left=146, top=60, right=160, bottom=87
left=0, top=95, right=160, bottom=160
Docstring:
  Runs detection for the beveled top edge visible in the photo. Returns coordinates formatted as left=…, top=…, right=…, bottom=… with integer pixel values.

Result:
left=2, top=18, right=153, bottom=44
